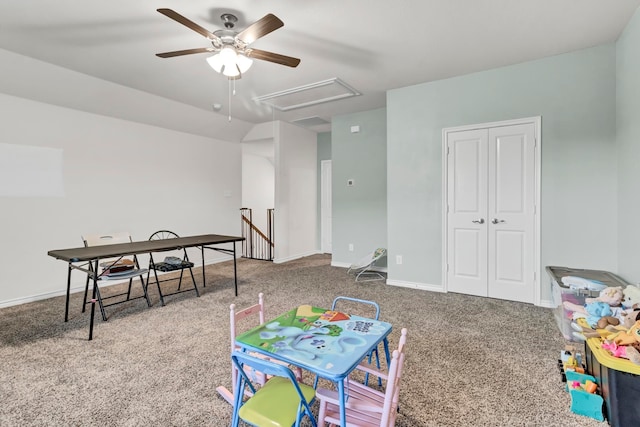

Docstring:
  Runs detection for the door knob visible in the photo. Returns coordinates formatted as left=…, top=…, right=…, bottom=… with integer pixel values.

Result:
left=471, top=218, right=485, bottom=224
left=492, top=218, right=505, bottom=224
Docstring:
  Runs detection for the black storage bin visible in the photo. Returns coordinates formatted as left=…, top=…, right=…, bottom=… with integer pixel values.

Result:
left=584, top=338, right=640, bottom=426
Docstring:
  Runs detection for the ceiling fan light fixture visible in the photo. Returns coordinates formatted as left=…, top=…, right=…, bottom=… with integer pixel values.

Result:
left=157, top=10, right=300, bottom=77
left=219, top=45, right=237, bottom=65
left=236, top=54, right=253, bottom=74
left=208, top=48, right=251, bottom=77
left=222, top=64, right=240, bottom=78
left=206, top=54, right=224, bottom=73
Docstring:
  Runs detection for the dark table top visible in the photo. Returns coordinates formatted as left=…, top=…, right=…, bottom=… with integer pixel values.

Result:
left=48, top=234, right=244, bottom=262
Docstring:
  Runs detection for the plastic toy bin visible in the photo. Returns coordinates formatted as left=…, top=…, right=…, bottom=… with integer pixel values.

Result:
left=546, top=266, right=628, bottom=341
left=584, top=337, right=640, bottom=426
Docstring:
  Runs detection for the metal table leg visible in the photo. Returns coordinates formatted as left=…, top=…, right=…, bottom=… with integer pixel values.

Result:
left=233, top=242, right=238, bottom=296
left=88, top=259, right=98, bottom=341
left=201, top=246, right=206, bottom=288
left=338, top=379, right=347, bottom=427
left=64, top=263, right=72, bottom=322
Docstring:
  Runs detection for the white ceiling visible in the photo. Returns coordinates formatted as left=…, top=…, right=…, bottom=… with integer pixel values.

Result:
left=0, top=0, right=638, bottom=140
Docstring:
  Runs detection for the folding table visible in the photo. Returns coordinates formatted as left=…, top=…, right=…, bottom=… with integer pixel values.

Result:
left=48, top=233, right=244, bottom=340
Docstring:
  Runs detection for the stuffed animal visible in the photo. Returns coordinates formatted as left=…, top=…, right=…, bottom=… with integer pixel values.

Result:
left=612, top=320, right=640, bottom=346
left=570, top=320, right=623, bottom=341
left=601, top=340, right=640, bottom=365
left=622, top=285, right=640, bottom=309
left=572, top=307, right=640, bottom=341
left=621, top=307, right=640, bottom=329
left=586, top=286, right=624, bottom=307
left=563, top=300, right=621, bottom=328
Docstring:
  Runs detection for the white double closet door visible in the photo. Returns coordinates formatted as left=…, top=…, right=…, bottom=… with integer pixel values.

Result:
left=445, top=120, right=537, bottom=304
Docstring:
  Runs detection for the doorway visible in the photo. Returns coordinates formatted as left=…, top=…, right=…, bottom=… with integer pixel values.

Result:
left=443, top=117, right=540, bottom=304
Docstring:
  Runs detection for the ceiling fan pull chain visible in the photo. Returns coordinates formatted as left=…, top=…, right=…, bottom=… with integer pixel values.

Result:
left=228, top=78, right=232, bottom=122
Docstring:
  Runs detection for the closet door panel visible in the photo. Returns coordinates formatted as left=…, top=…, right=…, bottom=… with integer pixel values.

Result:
left=446, top=129, right=488, bottom=297
left=487, top=124, right=535, bottom=303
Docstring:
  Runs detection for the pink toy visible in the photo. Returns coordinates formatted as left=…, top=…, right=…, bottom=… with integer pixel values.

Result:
left=601, top=341, right=626, bottom=357
left=601, top=340, right=640, bottom=365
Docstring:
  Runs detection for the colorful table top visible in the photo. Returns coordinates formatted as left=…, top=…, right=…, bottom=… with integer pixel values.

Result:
left=235, top=305, right=392, bottom=379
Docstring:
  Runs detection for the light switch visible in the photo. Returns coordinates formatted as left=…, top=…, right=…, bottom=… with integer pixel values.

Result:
left=350, top=125, right=360, bottom=133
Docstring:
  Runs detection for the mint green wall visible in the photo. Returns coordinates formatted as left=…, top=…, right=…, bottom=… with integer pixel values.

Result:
left=332, top=108, right=387, bottom=265
left=617, top=8, right=640, bottom=284
left=317, top=131, right=332, bottom=249
left=317, top=132, right=332, bottom=160
left=387, top=44, right=618, bottom=300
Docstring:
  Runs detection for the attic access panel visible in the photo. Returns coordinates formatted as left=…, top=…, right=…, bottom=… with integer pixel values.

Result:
left=254, top=78, right=360, bottom=111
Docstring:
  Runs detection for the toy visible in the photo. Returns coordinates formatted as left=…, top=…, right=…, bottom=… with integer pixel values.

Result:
left=569, top=379, right=598, bottom=394
left=622, top=284, right=640, bottom=309
left=621, top=307, right=640, bottom=329
left=612, top=319, right=640, bottom=346
left=565, top=372, right=605, bottom=422
left=559, top=348, right=585, bottom=374
left=570, top=321, right=619, bottom=341
left=562, top=300, right=621, bottom=329
left=585, top=286, right=624, bottom=307
left=601, top=340, right=640, bottom=365
left=571, top=309, right=640, bottom=341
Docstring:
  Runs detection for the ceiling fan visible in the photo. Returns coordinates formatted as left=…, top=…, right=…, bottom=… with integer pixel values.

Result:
left=156, top=8, right=300, bottom=78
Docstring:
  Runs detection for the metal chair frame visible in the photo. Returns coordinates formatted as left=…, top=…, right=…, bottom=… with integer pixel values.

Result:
left=331, top=296, right=383, bottom=386
left=316, top=345, right=406, bottom=427
left=231, top=351, right=316, bottom=427
left=145, top=230, right=198, bottom=306
left=347, top=248, right=387, bottom=282
left=217, top=293, right=303, bottom=405
left=81, top=232, right=151, bottom=321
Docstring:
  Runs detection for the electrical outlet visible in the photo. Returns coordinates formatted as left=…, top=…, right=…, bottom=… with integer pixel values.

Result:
left=396, top=255, right=403, bottom=265
left=348, top=244, right=354, bottom=252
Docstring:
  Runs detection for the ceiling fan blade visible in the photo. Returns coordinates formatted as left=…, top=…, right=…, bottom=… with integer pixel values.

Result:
left=237, top=14, right=284, bottom=44
left=247, top=48, right=300, bottom=67
left=157, top=8, right=217, bottom=40
left=156, top=47, right=215, bottom=58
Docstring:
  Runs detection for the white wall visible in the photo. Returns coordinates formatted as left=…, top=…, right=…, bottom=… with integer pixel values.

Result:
left=0, top=93, right=242, bottom=306
left=274, top=121, right=318, bottom=262
left=242, top=142, right=275, bottom=231
left=616, top=8, right=640, bottom=284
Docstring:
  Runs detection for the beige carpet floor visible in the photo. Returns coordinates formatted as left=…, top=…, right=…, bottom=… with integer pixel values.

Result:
left=0, top=254, right=605, bottom=426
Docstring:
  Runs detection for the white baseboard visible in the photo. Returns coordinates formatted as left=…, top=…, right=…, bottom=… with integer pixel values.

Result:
left=537, top=298, right=554, bottom=308
left=386, top=279, right=445, bottom=292
left=387, top=280, right=553, bottom=307
left=0, top=288, right=77, bottom=309
left=331, top=261, right=350, bottom=268
left=330, top=261, right=388, bottom=273
left=0, top=256, right=234, bottom=309
left=273, top=250, right=319, bottom=264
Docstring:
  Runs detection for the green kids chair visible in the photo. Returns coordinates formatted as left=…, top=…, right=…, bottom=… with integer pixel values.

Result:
left=230, top=350, right=316, bottom=427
